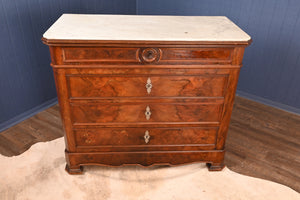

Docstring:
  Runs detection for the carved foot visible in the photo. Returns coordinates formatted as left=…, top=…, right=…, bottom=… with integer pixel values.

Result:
left=65, top=164, right=83, bottom=175
left=207, top=162, right=225, bottom=171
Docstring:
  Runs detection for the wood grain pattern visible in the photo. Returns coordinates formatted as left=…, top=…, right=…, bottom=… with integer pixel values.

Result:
left=66, top=150, right=225, bottom=169
left=1, top=97, right=299, bottom=191
left=61, top=46, right=234, bottom=64
left=62, top=47, right=139, bottom=63
left=70, top=102, right=223, bottom=124
left=0, top=104, right=63, bottom=156
left=53, top=68, right=76, bottom=151
left=160, top=47, right=232, bottom=63
left=216, top=68, right=241, bottom=150
left=67, top=74, right=228, bottom=98
left=225, top=97, right=300, bottom=193
left=74, top=127, right=217, bottom=147
left=49, top=45, right=237, bottom=65
left=63, top=68, right=232, bottom=75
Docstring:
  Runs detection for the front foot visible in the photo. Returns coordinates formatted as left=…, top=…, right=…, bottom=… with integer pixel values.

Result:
left=207, top=162, right=225, bottom=171
left=65, top=164, right=84, bottom=175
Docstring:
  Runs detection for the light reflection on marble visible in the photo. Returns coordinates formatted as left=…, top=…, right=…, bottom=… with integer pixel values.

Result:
left=43, top=14, right=251, bottom=42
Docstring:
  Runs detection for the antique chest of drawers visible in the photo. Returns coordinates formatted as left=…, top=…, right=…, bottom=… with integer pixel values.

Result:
left=42, top=14, right=251, bottom=174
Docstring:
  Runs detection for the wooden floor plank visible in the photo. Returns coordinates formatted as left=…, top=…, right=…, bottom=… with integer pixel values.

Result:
left=0, top=96, right=299, bottom=192
left=225, top=97, right=300, bottom=192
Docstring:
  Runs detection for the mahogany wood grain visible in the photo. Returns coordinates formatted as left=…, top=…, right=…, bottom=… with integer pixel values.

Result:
left=216, top=68, right=241, bottom=150
left=70, top=102, right=223, bottom=124
left=160, top=47, right=232, bottom=63
left=61, top=47, right=233, bottom=65
left=75, top=143, right=217, bottom=153
left=42, top=35, right=250, bottom=174
left=65, top=150, right=225, bottom=174
left=63, top=68, right=232, bottom=75
left=62, top=47, right=139, bottom=63
left=53, top=69, right=76, bottom=151
left=74, top=127, right=217, bottom=147
left=67, top=74, right=228, bottom=98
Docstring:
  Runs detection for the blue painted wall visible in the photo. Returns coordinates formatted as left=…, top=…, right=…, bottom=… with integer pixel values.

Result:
left=0, top=0, right=136, bottom=130
left=137, top=0, right=300, bottom=111
left=1, top=0, right=300, bottom=131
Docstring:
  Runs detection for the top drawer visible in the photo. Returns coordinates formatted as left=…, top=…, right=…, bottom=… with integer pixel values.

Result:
left=61, top=47, right=233, bottom=65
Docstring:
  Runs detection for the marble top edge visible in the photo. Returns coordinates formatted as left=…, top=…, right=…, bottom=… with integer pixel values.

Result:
left=59, top=13, right=230, bottom=18
left=43, top=14, right=251, bottom=42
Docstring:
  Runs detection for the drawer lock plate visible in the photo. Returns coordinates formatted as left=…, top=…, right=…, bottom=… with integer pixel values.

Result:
left=145, top=77, right=152, bottom=94
left=145, top=106, right=152, bottom=120
left=144, top=130, right=150, bottom=144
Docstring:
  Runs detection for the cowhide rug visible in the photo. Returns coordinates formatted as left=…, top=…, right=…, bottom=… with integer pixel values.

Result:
left=0, top=138, right=299, bottom=200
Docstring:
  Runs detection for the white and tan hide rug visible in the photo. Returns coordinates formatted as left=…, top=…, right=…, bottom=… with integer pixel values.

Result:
left=0, top=138, right=299, bottom=200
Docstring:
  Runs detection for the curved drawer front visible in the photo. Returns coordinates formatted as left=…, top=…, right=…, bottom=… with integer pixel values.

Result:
left=70, top=103, right=222, bottom=124
left=67, top=75, right=228, bottom=98
left=74, top=127, right=217, bottom=147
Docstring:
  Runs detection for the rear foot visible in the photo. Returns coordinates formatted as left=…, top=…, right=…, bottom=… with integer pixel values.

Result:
left=207, top=162, right=225, bottom=171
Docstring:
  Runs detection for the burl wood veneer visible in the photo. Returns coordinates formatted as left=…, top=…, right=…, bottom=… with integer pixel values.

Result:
left=42, top=14, right=251, bottom=174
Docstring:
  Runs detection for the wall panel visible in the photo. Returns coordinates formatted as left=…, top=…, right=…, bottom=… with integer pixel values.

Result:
left=0, top=0, right=136, bottom=130
left=137, top=0, right=300, bottom=111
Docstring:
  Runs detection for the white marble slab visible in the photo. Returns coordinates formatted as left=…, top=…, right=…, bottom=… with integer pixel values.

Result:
left=43, top=14, right=251, bottom=42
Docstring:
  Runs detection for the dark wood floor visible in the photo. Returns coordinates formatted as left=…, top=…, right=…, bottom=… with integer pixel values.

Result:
left=0, top=96, right=299, bottom=192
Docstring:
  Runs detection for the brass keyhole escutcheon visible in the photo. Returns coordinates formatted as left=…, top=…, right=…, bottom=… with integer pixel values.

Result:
left=144, top=130, right=150, bottom=144
left=145, top=106, right=151, bottom=120
left=145, top=77, right=152, bottom=94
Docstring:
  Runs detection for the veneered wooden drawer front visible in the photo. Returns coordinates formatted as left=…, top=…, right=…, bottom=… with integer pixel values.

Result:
left=70, top=103, right=222, bottom=124
left=67, top=75, right=228, bottom=98
left=62, top=47, right=233, bottom=64
left=74, top=127, right=217, bottom=147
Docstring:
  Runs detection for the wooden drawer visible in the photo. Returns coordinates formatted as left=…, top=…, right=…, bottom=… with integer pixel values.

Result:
left=67, top=75, right=228, bottom=98
left=61, top=47, right=233, bottom=64
left=70, top=102, right=223, bottom=124
left=74, top=127, right=217, bottom=147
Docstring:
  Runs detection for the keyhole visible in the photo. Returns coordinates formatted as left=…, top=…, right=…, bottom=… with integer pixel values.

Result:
left=147, top=51, right=154, bottom=59
left=140, top=48, right=159, bottom=63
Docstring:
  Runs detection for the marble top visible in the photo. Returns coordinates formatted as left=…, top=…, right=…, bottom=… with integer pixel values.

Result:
left=43, top=14, right=251, bottom=42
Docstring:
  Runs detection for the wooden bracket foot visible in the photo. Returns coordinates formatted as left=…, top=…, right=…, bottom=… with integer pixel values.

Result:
left=65, top=164, right=84, bottom=175
left=207, top=162, right=225, bottom=171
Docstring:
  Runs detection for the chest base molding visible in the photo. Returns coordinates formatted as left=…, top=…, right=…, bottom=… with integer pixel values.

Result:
left=65, top=150, right=225, bottom=174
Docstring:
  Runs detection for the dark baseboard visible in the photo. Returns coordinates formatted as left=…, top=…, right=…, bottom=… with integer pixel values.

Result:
left=236, top=90, right=300, bottom=116
left=0, top=98, right=58, bottom=133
